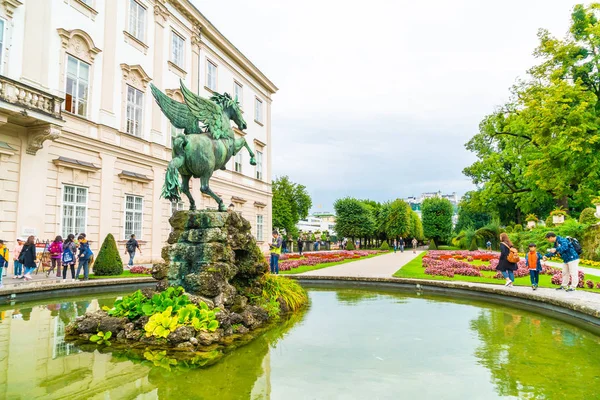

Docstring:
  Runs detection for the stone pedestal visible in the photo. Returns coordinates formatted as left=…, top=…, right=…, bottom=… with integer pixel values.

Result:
left=527, top=221, right=536, bottom=229
left=553, top=215, right=565, bottom=225
left=595, top=204, right=600, bottom=219
left=153, top=210, right=268, bottom=307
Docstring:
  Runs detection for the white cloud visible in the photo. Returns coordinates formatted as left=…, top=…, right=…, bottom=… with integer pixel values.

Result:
left=193, top=0, right=578, bottom=209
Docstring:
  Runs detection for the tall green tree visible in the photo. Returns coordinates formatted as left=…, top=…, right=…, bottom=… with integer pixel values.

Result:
left=422, top=198, right=454, bottom=246
left=384, top=199, right=411, bottom=239
left=272, top=176, right=312, bottom=237
left=463, top=3, right=600, bottom=221
left=334, top=197, right=375, bottom=240
left=410, top=211, right=424, bottom=240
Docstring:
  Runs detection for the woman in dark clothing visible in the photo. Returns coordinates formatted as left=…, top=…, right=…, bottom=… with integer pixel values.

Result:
left=62, top=234, right=77, bottom=281
left=21, top=235, right=37, bottom=281
left=497, top=233, right=518, bottom=287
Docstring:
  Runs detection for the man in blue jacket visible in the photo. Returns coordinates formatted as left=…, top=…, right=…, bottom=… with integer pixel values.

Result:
left=543, top=232, right=580, bottom=292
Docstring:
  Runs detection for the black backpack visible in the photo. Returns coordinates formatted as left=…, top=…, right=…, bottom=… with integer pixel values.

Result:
left=567, top=237, right=583, bottom=255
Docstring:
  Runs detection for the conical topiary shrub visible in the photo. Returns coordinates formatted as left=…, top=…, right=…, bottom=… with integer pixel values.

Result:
left=380, top=241, right=390, bottom=251
left=93, top=233, right=123, bottom=276
left=346, top=241, right=356, bottom=250
left=428, top=239, right=437, bottom=250
left=469, top=237, right=478, bottom=251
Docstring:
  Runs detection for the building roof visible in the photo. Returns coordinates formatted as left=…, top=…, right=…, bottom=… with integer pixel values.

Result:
left=181, top=0, right=279, bottom=94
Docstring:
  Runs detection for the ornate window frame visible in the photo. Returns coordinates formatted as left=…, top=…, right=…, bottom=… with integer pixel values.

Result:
left=57, top=28, right=101, bottom=119
left=120, top=63, right=151, bottom=138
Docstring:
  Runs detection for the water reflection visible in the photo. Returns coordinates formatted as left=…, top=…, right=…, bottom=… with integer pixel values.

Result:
left=469, top=309, right=600, bottom=400
left=0, top=289, right=598, bottom=399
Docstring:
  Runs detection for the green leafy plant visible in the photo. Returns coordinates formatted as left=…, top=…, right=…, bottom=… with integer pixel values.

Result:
left=550, top=207, right=567, bottom=217
left=261, top=274, right=308, bottom=316
left=468, top=237, right=478, bottom=251
left=93, top=233, right=123, bottom=276
left=90, top=330, right=112, bottom=346
left=592, top=196, right=600, bottom=205
left=105, top=290, right=147, bottom=320
left=525, top=214, right=539, bottom=222
left=579, top=208, right=598, bottom=225
left=346, top=241, right=355, bottom=250
left=145, top=306, right=180, bottom=338
left=144, top=350, right=178, bottom=371
left=380, top=241, right=390, bottom=251
left=176, top=303, right=219, bottom=332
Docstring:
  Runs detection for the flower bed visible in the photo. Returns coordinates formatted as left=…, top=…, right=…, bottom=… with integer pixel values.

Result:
left=278, top=250, right=380, bottom=272
left=129, top=266, right=152, bottom=274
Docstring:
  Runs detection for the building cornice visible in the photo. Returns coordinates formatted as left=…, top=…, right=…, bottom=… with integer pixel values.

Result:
left=172, top=0, right=278, bottom=94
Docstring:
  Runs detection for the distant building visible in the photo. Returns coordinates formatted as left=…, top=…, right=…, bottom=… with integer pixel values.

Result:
left=404, top=191, right=461, bottom=224
left=297, top=212, right=336, bottom=235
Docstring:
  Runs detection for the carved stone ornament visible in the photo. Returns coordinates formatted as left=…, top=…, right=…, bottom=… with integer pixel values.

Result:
left=57, top=28, right=101, bottom=64
left=27, top=124, right=61, bottom=155
left=120, top=63, right=152, bottom=91
left=2, top=0, right=23, bottom=19
left=154, top=3, right=169, bottom=25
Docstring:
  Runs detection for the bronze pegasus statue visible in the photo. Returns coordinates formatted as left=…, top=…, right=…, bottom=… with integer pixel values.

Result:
left=150, top=80, right=257, bottom=211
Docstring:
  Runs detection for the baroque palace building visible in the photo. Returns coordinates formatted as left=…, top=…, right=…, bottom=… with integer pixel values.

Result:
left=0, top=0, right=277, bottom=260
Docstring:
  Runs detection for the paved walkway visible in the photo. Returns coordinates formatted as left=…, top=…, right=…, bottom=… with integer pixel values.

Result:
left=298, top=249, right=600, bottom=319
left=301, top=250, right=423, bottom=278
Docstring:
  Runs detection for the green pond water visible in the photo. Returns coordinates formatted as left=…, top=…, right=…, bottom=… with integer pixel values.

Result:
left=0, top=286, right=599, bottom=400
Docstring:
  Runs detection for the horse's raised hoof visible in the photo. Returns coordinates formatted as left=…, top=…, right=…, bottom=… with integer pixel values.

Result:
left=250, top=157, right=257, bottom=166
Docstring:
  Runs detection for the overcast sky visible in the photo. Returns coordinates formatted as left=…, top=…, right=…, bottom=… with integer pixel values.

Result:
left=194, top=0, right=579, bottom=212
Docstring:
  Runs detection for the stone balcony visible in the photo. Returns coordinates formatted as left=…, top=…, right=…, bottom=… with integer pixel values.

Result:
left=0, top=75, right=64, bottom=155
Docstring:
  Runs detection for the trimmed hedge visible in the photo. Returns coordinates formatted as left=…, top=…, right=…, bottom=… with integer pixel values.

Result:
left=346, top=241, right=355, bottom=250
left=428, top=239, right=437, bottom=250
left=579, top=207, right=598, bottom=225
left=93, top=233, right=123, bottom=276
left=469, top=237, right=478, bottom=251
left=380, top=241, right=390, bottom=251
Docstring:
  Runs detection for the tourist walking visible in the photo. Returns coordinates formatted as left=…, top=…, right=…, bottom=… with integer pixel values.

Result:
left=13, top=238, right=23, bottom=278
left=498, top=233, right=518, bottom=287
left=543, top=232, right=580, bottom=292
left=412, top=238, right=418, bottom=253
left=47, top=235, right=63, bottom=277
left=282, top=237, right=288, bottom=254
left=76, top=234, right=93, bottom=280
left=393, top=239, right=397, bottom=253
left=486, top=241, right=492, bottom=251
left=399, top=237, right=405, bottom=253
left=297, top=237, right=303, bottom=255
left=525, top=243, right=543, bottom=290
left=62, top=234, right=77, bottom=281
left=20, top=236, right=37, bottom=281
left=125, top=234, right=141, bottom=267
left=269, top=230, right=282, bottom=274
left=0, top=240, right=9, bottom=288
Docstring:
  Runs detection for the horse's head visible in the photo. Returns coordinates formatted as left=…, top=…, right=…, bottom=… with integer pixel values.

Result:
left=211, top=92, right=247, bottom=130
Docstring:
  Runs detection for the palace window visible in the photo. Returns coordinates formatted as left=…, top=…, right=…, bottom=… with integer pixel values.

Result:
left=126, top=85, right=144, bottom=137
left=234, top=81, right=243, bottom=107
left=234, top=151, right=242, bottom=173
left=256, top=215, right=264, bottom=241
left=255, top=150, right=263, bottom=180
left=128, top=0, right=146, bottom=42
left=125, top=195, right=143, bottom=238
left=255, top=98, right=263, bottom=124
left=171, top=31, right=184, bottom=67
left=65, top=56, right=90, bottom=117
left=0, top=19, right=5, bottom=73
left=207, top=60, right=217, bottom=91
left=62, top=185, right=87, bottom=238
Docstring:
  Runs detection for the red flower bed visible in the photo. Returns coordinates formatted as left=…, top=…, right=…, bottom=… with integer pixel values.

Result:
left=129, top=266, right=152, bottom=274
left=278, top=250, right=380, bottom=272
left=551, top=271, right=585, bottom=288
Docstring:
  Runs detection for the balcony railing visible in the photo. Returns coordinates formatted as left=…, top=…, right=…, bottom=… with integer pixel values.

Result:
left=0, top=75, right=63, bottom=120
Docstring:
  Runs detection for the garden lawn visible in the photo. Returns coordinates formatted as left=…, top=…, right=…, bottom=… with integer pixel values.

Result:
left=394, top=253, right=600, bottom=293
left=280, top=253, right=387, bottom=275
left=88, top=270, right=151, bottom=280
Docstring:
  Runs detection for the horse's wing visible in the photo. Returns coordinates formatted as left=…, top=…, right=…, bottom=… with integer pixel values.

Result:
left=150, top=84, right=196, bottom=131
left=180, top=80, right=225, bottom=139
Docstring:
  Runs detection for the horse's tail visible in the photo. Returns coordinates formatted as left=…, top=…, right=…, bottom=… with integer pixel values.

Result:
left=161, top=160, right=182, bottom=202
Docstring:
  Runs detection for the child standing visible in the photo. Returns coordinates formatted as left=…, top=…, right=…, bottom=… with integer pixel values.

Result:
left=0, top=240, right=9, bottom=288
left=526, top=243, right=543, bottom=290
left=47, top=236, right=63, bottom=277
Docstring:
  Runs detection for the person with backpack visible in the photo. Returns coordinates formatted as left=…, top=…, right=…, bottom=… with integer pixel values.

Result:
left=62, top=234, right=77, bottom=281
left=124, top=234, right=141, bottom=267
left=543, top=232, right=581, bottom=292
left=498, top=233, right=518, bottom=287
left=76, top=234, right=93, bottom=280
left=20, top=236, right=37, bottom=281
left=0, top=240, right=9, bottom=288
left=47, top=236, right=63, bottom=278
left=399, top=237, right=405, bottom=253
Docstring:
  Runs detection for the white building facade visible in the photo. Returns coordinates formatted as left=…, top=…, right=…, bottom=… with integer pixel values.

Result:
left=0, top=0, right=277, bottom=261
